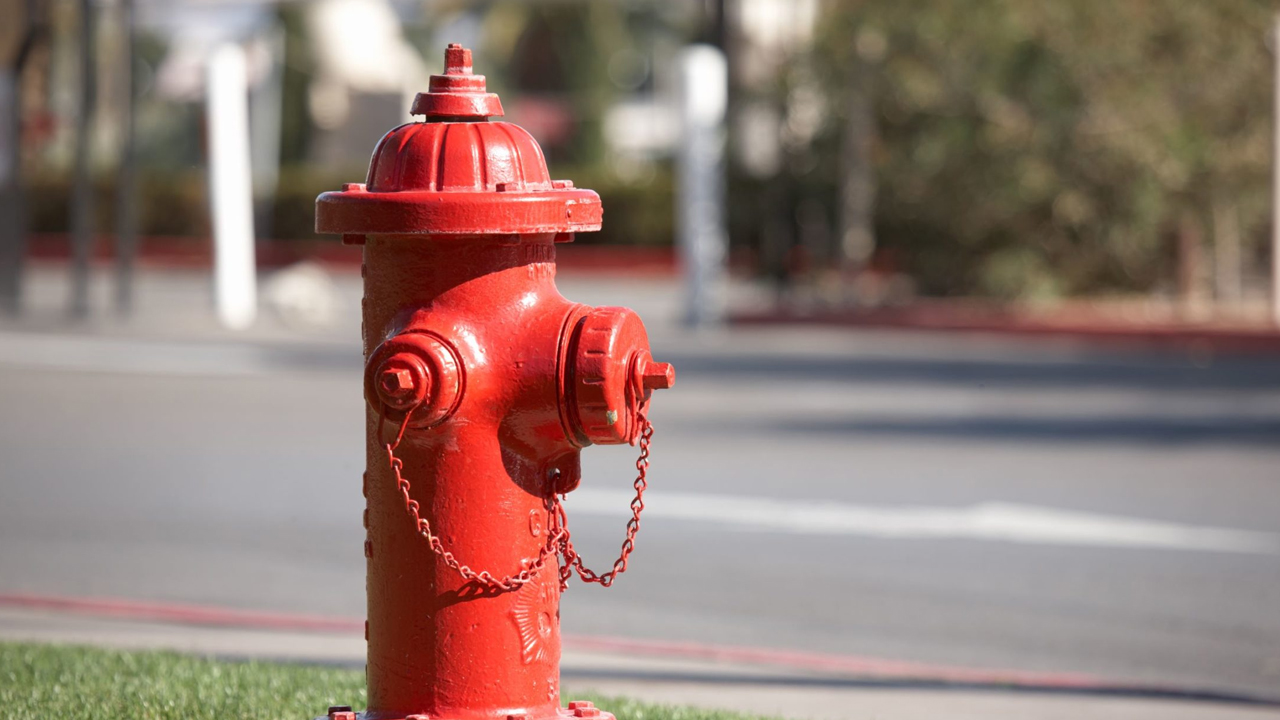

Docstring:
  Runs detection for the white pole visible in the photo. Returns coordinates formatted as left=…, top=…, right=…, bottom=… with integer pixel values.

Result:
left=1272, top=14, right=1280, bottom=326
left=206, top=43, right=257, bottom=330
left=677, top=44, right=729, bottom=327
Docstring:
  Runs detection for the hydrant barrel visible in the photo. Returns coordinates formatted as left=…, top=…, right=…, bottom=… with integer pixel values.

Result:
left=315, top=45, right=672, bottom=720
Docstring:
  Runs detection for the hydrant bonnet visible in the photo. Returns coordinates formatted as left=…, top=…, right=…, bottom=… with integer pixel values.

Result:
left=315, top=45, right=602, bottom=237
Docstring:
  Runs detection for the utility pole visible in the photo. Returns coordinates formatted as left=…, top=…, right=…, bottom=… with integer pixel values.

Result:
left=1, top=0, right=44, bottom=316
left=676, top=44, right=729, bottom=327
left=1273, top=13, right=1280, bottom=326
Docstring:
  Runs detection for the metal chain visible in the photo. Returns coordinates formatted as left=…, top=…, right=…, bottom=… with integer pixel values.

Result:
left=557, top=418, right=652, bottom=587
left=379, top=406, right=653, bottom=593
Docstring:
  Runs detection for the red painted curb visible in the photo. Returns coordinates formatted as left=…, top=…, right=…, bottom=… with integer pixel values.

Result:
left=0, top=592, right=362, bottom=634
left=0, top=592, right=1102, bottom=689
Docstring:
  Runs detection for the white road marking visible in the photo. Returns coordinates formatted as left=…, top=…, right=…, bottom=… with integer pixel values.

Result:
left=566, top=490, right=1280, bottom=554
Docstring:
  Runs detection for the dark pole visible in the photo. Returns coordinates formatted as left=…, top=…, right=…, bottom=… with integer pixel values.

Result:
left=69, top=0, right=96, bottom=319
left=711, top=0, right=727, bottom=50
left=115, top=0, right=137, bottom=315
left=0, top=0, right=43, bottom=316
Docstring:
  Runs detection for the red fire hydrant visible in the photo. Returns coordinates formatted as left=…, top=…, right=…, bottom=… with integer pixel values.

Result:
left=315, top=45, right=674, bottom=720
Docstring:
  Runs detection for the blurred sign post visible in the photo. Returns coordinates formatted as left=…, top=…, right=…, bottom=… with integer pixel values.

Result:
left=0, top=66, right=21, bottom=315
left=69, top=0, right=95, bottom=319
left=677, top=44, right=729, bottom=328
left=1273, top=14, right=1280, bottom=327
left=115, top=0, right=138, bottom=316
left=205, top=43, right=257, bottom=330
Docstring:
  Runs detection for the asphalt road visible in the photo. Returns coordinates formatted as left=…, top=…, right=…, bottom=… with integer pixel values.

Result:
left=1, top=273, right=1279, bottom=701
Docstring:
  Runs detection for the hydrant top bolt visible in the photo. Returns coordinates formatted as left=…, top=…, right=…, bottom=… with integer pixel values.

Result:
left=409, top=43, right=503, bottom=119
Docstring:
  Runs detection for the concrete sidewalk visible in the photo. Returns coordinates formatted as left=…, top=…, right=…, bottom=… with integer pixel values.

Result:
left=2, top=606, right=1276, bottom=720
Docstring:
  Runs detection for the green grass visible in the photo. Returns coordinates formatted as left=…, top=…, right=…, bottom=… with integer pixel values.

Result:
left=0, top=642, right=771, bottom=720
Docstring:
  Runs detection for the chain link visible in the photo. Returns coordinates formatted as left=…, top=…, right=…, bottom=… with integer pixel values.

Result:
left=380, top=406, right=653, bottom=593
left=557, top=419, right=652, bottom=587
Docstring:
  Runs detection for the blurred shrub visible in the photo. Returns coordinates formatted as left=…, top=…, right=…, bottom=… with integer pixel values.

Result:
left=26, top=170, right=211, bottom=238
left=24, top=163, right=674, bottom=248
left=553, top=163, right=675, bottom=246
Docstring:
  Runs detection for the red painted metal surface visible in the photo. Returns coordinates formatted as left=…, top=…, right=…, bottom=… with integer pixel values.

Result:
left=315, top=45, right=673, bottom=720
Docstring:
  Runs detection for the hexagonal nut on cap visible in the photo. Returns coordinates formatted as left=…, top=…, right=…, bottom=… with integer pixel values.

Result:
left=629, top=351, right=676, bottom=399
left=365, top=332, right=463, bottom=429
left=376, top=356, right=430, bottom=411
left=641, top=361, right=675, bottom=389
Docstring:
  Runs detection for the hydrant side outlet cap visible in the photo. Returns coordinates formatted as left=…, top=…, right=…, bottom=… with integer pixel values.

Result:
left=315, top=44, right=602, bottom=237
left=568, top=307, right=654, bottom=446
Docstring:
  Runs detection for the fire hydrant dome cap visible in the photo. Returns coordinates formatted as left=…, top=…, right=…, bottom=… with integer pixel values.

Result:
left=365, top=121, right=552, bottom=193
left=315, top=44, right=602, bottom=236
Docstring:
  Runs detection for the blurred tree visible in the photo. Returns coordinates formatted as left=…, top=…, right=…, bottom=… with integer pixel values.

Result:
left=812, top=0, right=1276, bottom=301
left=0, top=0, right=48, bottom=314
left=276, top=4, right=315, bottom=167
left=485, top=0, right=628, bottom=167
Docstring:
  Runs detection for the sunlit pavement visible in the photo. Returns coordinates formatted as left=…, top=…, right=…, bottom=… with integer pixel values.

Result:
left=2, top=265, right=1280, bottom=718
